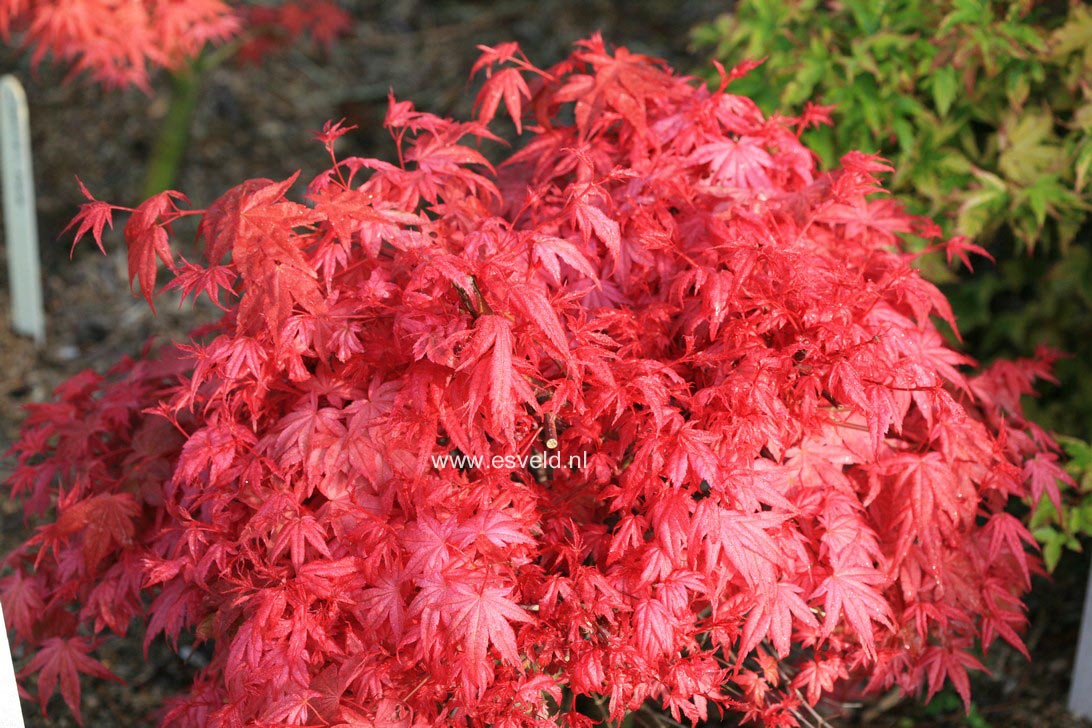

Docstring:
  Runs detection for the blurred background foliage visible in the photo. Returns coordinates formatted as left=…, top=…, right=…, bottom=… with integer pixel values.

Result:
left=692, top=0, right=1092, bottom=566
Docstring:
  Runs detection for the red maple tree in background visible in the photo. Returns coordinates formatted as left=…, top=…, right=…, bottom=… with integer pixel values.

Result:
left=1, top=36, right=1071, bottom=727
left=0, top=0, right=349, bottom=90
left=1, top=0, right=352, bottom=195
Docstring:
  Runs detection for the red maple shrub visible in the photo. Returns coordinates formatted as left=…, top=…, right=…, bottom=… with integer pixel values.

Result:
left=1, top=36, right=1071, bottom=726
left=0, top=0, right=349, bottom=89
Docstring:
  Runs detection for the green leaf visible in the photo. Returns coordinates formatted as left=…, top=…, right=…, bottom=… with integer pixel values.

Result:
left=942, top=0, right=989, bottom=31
left=1013, top=174, right=1080, bottom=251
left=1079, top=502, right=1092, bottom=536
left=1024, top=177, right=1056, bottom=228
left=1005, top=70, right=1030, bottom=109
left=849, top=37, right=883, bottom=78
left=803, top=125, right=838, bottom=169
left=1074, top=138, right=1092, bottom=192
left=1060, top=436, right=1092, bottom=492
left=1075, top=105, right=1092, bottom=133
left=955, top=169, right=1008, bottom=238
left=889, top=117, right=913, bottom=153
left=844, top=0, right=882, bottom=34
left=782, top=59, right=827, bottom=107
left=1030, top=493, right=1060, bottom=529
left=931, top=65, right=958, bottom=118
left=690, top=15, right=731, bottom=50
left=1069, top=503, right=1088, bottom=537
left=923, top=687, right=964, bottom=715
left=1042, top=531, right=1065, bottom=572
left=998, top=110, right=1062, bottom=185
left=1050, top=5, right=1092, bottom=60
left=851, top=76, right=885, bottom=134
left=1063, top=436, right=1092, bottom=469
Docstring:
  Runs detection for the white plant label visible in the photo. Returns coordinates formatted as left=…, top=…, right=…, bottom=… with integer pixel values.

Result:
left=0, top=603, right=25, bottom=727
left=1070, top=567, right=1092, bottom=718
left=1, top=75, right=45, bottom=345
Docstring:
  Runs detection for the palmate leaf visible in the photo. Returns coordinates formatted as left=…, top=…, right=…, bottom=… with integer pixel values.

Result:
left=163, top=259, right=238, bottom=310
left=998, top=110, right=1063, bottom=186
left=508, top=284, right=569, bottom=357
left=0, top=570, right=45, bottom=637
left=740, top=581, right=818, bottom=658
left=197, top=178, right=275, bottom=265
left=1050, top=4, right=1092, bottom=63
left=444, top=577, right=533, bottom=690
left=1024, top=451, right=1070, bottom=517
left=531, top=233, right=599, bottom=284
left=812, top=567, right=893, bottom=659
left=474, top=67, right=532, bottom=134
left=571, top=192, right=621, bottom=267
left=268, top=512, right=331, bottom=571
left=922, top=644, right=987, bottom=711
left=690, top=135, right=775, bottom=190
left=942, top=234, right=994, bottom=272
left=123, top=190, right=189, bottom=311
left=634, top=597, right=675, bottom=657
left=21, top=636, right=120, bottom=724
left=63, top=177, right=118, bottom=256
left=30, top=493, right=141, bottom=575
left=792, top=656, right=849, bottom=707
left=228, top=172, right=326, bottom=334
left=955, top=168, right=1009, bottom=239
left=458, top=313, right=537, bottom=441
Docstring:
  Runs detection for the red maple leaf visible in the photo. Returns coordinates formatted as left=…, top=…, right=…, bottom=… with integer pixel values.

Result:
left=123, top=189, right=189, bottom=310
left=812, top=567, right=893, bottom=658
left=63, top=177, right=119, bottom=256
left=21, top=636, right=120, bottom=724
left=228, top=172, right=326, bottom=333
left=474, top=67, right=533, bottom=134
left=446, top=578, right=533, bottom=682
left=52, top=493, right=140, bottom=572
left=196, top=177, right=275, bottom=265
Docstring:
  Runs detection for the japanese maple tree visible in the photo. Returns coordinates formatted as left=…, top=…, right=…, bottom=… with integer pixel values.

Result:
left=2, top=36, right=1070, bottom=727
left=0, top=0, right=349, bottom=89
left=1, top=0, right=350, bottom=195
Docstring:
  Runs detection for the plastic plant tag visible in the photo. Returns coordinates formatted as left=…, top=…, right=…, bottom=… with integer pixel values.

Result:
left=0, top=602, right=26, bottom=727
left=1, top=75, right=45, bottom=345
left=1070, top=567, right=1092, bottom=718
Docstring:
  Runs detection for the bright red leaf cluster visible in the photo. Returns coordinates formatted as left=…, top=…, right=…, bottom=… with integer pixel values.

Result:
left=0, top=0, right=350, bottom=89
left=2, top=36, right=1070, bottom=727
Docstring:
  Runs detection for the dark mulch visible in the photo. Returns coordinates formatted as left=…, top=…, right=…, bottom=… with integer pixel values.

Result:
left=1, top=2, right=1089, bottom=725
